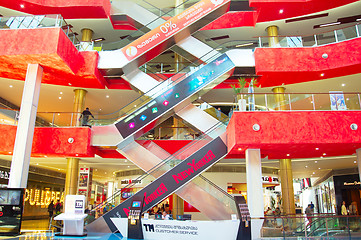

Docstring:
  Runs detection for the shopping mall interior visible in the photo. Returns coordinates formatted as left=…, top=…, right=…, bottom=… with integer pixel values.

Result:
left=0, top=0, right=361, bottom=239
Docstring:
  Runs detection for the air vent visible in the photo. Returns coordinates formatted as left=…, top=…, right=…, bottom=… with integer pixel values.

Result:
left=205, top=35, right=230, bottom=41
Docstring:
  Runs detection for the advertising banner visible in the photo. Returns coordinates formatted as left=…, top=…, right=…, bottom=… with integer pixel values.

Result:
left=103, top=136, right=227, bottom=232
left=329, top=91, right=347, bottom=110
left=121, top=0, right=230, bottom=61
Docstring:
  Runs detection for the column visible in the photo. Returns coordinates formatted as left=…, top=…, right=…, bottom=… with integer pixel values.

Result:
left=80, top=28, right=93, bottom=51
left=172, top=193, right=184, bottom=217
left=279, top=159, right=296, bottom=215
left=65, top=89, right=87, bottom=196
left=8, top=64, right=43, bottom=188
left=272, top=87, right=286, bottom=110
left=266, top=25, right=279, bottom=47
left=65, top=158, right=79, bottom=196
left=245, top=149, right=264, bottom=239
left=356, top=149, right=361, bottom=182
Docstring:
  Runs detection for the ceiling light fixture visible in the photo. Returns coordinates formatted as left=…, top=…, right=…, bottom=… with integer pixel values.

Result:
left=9, top=85, right=13, bottom=88
left=356, top=18, right=361, bottom=21
left=323, top=153, right=326, bottom=156
left=342, top=84, right=345, bottom=87
left=59, top=97, right=62, bottom=99
left=305, top=165, right=308, bottom=168
left=318, top=167, right=321, bottom=170
left=315, top=161, right=318, bottom=163
left=106, top=95, right=110, bottom=98
left=315, top=148, right=319, bottom=150
left=68, top=83, right=72, bottom=86
left=354, top=161, right=357, bottom=163
left=238, top=148, right=242, bottom=151
left=60, top=92, right=63, bottom=94
left=93, top=38, right=105, bottom=42
left=286, top=154, right=290, bottom=156
left=279, top=9, right=284, bottom=14
left=235, top=43, right=254, bottom=48
left=320, top=73, right=325, bottom=77
left=20, top=4, right=25, bottom=8
left=319, top=22, right=341, bottom=28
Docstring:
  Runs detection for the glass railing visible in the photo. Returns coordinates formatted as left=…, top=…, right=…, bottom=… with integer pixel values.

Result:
left=0, top=14, right=81, bottom=48
left=99, top=0, right=203, bottom=51
left=232, top=92, right=361, bottom=112
left=89, top=118, right=235, bottom=222
left=260, top=214, right=361, bottom=238
left=258, top=23, right=361, bottom=48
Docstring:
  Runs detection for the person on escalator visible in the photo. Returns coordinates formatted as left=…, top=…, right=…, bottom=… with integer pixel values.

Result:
left=305, top=204, right=314, bottom=225
left=80, top=107, right=94, bottom=127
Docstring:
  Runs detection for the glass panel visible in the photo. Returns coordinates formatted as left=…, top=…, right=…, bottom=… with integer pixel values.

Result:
left=316, top=31, right=336, bottom=46
left=344, top=93, right=361, bottom=110
left=266, top=93, right=290, bottom=111
left=357, top=24, right=361, bottom=37
left=336, top=26, right=357, bottom=41
left=253, top=94, right=267, bottom=111
left=289, top=94, right=314, bottom=110
left=302, top=35, right=317, bottom=47
left=313, top=94, right=331, bottom=110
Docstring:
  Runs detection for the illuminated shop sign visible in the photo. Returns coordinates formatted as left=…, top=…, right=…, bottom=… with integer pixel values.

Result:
left=121, top=179, right=142, bottom=185
left=262, top=176, right=279, bottom=183
left=24, top=188, right=64, bottom=206
left=344, top=181, right=361, bottom=186
left=0, top=170, right=9, bottom=180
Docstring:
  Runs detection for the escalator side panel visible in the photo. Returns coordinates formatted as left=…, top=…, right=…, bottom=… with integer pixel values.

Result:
left=114, top=54, right=235, bottom=140
left=99, top=136, right=227, bottom=232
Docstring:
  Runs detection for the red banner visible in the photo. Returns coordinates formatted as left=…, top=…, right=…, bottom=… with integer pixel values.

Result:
left=121, top=0, right=230, bottom=61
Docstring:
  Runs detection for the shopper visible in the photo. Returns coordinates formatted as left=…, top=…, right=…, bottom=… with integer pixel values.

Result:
left=349, top=201, right=358, bottom=215
left=80, top=107, right=94, bottom=127
left=55, top=200, right=62, bottom=214
left=48, top=200, right=55, bottom=218
left=341, top=201, right=348, bottom=215
left=305, top=204, right=314, bottom=225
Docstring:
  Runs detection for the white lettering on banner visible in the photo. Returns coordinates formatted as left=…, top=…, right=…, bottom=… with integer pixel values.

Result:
left=262, top=176, right=279, bottom=183
left=111, top=218, right=240, bottom=240
left=137, top=33, right=160, bottom=49
left=0, top=170, right=9, bottom=179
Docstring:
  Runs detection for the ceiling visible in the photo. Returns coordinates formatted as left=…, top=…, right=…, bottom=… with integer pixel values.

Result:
left=0, top=1, right=360, bottom=184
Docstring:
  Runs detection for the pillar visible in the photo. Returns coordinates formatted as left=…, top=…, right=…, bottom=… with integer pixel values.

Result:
left=245, top=149, right=264, bottom=239
left=279, top=159, right=296, bottom=215
left=272, top=87, right=286, bottom=110
left=80, top=28, right=93, bottom=51
left=81, top=28, right=93, bottom=42
left=356, top=149, right=361, bottom=183
left=72, top=89, right=87, bottom=126
left=8, top=64, right=43, bottom=188
left=65, top=89, right=87, bottom=196
left=266, top=25, right=279, bottom=47
left=172, top=194, right=184, bottom=217
left=65, top=158, right=80, bottom=196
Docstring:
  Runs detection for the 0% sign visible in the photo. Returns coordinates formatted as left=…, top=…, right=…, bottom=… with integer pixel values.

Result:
left=160, top=21, right=177, bottom=33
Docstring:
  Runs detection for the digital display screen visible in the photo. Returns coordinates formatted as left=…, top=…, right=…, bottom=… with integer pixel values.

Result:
left=0, top=190, right=21, bottom=205
left=132, top=201, right=141, bottom=208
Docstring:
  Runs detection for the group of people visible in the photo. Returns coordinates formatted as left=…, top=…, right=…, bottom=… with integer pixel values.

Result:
left=148, top=203, right=172, bottom=219
left=341, top=201, right=358, bottom=215
left=47, top=200, right=62, bottom=219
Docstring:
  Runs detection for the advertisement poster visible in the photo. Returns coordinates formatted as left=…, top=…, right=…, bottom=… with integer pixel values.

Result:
left=329, top=91, right=347, bottom=110
left=78, top=168, right=93, bottom=202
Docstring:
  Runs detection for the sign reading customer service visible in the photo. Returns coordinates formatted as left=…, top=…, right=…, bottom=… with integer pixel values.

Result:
left=121, top=0, right=230, bottom=61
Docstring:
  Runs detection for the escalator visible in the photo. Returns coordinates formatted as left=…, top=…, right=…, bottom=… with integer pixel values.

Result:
left=88, top=119, right=238, bottom=233
left=88, top=0, right=240, bottom=233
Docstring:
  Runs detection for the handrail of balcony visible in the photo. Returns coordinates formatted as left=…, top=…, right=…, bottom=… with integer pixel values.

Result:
left=0, top=92, right=360, bottom=127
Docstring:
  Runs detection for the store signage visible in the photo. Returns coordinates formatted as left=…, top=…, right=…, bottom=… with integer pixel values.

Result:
left=121, top=0, right=230, bottom=61
left=262, top=176, right=279, bottom=183
left=24, top=188, right=64, bottom=206
left=344, top=181, right=361, bottom=186
left=121, top=179, right=142, bottom=185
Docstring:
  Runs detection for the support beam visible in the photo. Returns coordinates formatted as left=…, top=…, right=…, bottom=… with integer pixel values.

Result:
left=245, top=149, right=264, bottom=239
left=8, top=64, right=43, bottom=188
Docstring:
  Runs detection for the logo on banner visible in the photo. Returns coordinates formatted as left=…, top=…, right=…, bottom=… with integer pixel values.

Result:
left=75, top=200, right=83, bottom=209
left=211, top=0, right=224, bottom=5
left=144, top=224, right=155, bottom=232
left=126, top=46, right=137, bottom=57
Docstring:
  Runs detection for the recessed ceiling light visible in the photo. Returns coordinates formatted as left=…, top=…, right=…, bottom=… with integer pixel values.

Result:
left=323, top=153, right=326, bottom=156
left=320, top=156, right=323, bottom=158
left=286, top=154, right=290, bottom=156
left=20, top=4, right=25, bottom=8
left=320, top=73, right=325, bottom=77
left=125, top=160, right=127, bottom=162
left=305, top=166, right=308, bottom=168
left=75, top=154, right=78, bottom=156
left=238, top=148, right=242, bottom=151
left=44, top=155, right=47, bottom=158
left=127, top=166, right=130, bottom=168
left=68, top=83, right=72, bottom=86
left=354, top=161, right=357, bottom=163
left=346, top=98, right=349, bottom=101
left=106, top=95, right=110, bottom=98
left=315, top=161, right=318, bottom=163
left=319, top=22, right=341, bottom=28
left=313, top=172, right=315, bottom=174
left=93, top=38, right=106, bottom=42
left=57, top=113, right=60, bottom=116
left=279, top=9, right=284, bottom=14
left=315, top=148, right=319, bottom=150
left=318, top=168, right=321, bottom=169
left=134, top=105, right=137, bottom=107
left=36, top=163, right=39, bottom=165
left=342, top=84, right=345, bottom=87
left=105, top=172, right=107, bottom=174
left=99, top=108, right=102, bottom=111
left=9, top=85, right=13, bottom=88
left=58, top=97, right=62, bottom=99
left=8, top=152, right=12, bottom=154
left=60, top=92, right=63, bottom=94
